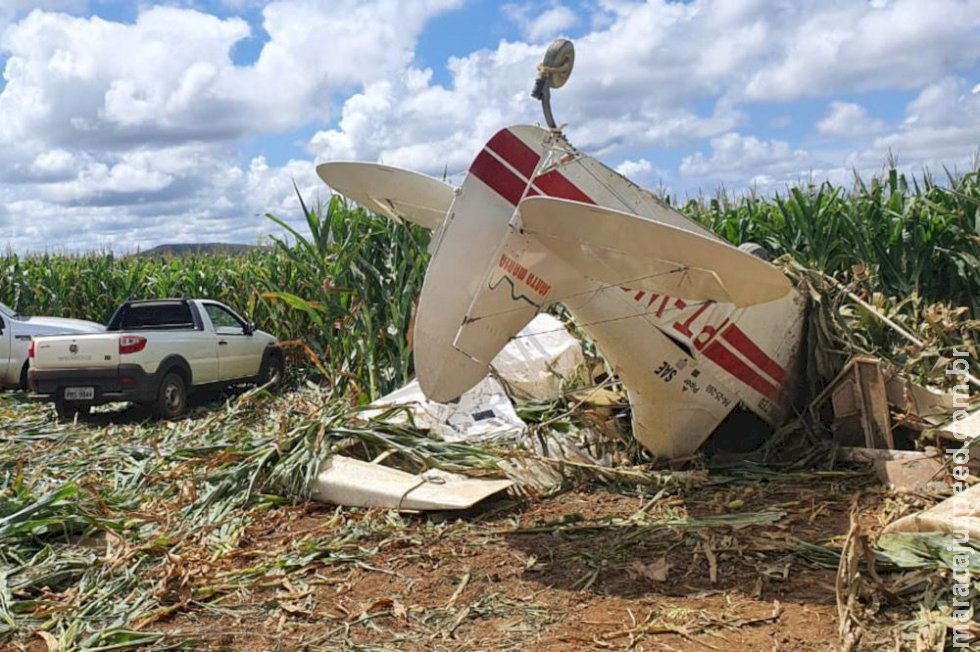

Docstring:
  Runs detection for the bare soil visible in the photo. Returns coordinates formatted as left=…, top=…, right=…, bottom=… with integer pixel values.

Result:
left=147, top=472, right=907, bottom=651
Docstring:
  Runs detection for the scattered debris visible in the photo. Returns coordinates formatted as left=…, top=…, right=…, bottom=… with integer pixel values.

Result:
left=839, top=446, right=947, bottom=492
left=363, top=376, right=526, bottom=443
left=308, top=455, right=513, bottom=511
left=882, top=482, right=980, bottom=540
left=810, top=356, right=894, bottom=449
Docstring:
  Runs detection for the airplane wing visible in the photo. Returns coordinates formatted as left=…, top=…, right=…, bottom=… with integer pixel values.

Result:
left=316, top=162, right=454, bottom=230
left=518, top=196, right=792, bottom=308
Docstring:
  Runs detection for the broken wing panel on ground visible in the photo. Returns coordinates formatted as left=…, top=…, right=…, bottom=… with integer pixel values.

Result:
left=518, top=196, right=793, bottom=308
left=315, top=162, right=453, bottom=230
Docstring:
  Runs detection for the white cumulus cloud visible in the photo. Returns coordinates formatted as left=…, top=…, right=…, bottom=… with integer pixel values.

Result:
left=817, top=102, right=885, bottom=138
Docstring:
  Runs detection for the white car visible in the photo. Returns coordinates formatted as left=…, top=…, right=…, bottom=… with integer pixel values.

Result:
left=0, top=302, right=104, bottom=389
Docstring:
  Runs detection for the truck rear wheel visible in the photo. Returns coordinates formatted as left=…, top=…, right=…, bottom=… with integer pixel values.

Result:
left=54, top=399, right=88, bottom=421
left=154, top=372, right=187, bottom=419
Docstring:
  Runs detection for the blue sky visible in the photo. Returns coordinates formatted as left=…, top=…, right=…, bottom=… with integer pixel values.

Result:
left=1, top=0, right=979, bottom=253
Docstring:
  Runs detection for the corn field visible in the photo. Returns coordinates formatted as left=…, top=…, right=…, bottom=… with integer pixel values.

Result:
left=4, top=165, right=980, bottom=400
left=3, top=167, right=980, bottom=650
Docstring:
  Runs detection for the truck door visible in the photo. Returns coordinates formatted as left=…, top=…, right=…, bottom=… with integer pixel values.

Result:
left=202, top=303, right=260, bottom=380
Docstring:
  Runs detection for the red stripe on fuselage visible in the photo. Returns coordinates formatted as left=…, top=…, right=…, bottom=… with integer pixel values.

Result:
left=469, top=149, right=528, bottom=206
left=470, top=128, right=596, bottom=208
left=486, top=129, right=540, bottom=179
left=720, top=324, right=786, bottom=384
left=703, top=341, right=777, bottom=399
left=532, top=170, right=594, bottom=204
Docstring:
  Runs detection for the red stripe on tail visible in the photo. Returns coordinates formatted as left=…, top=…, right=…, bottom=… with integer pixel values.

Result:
left=703, top=341, right=777, bottom=399
left=533, top=170, right=594, bottom=204
left=486, top=129, right=540, bottom=179
left=469, top=150, right=527, bottom=206
left=720, top=324, right=786, bottom=383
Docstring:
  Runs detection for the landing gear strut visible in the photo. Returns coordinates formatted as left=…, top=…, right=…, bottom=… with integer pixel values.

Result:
left=531, top=39, right=575, bottom=130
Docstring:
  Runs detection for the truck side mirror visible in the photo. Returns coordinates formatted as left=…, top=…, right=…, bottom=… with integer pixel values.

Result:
left=244, top=322, right=255, bottom=335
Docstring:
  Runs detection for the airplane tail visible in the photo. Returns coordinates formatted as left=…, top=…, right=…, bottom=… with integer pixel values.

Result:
left=316, top=125, right=796, bottom=410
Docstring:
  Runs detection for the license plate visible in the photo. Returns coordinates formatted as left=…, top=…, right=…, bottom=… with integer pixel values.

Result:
left=64, top=387, right=95, bottom=400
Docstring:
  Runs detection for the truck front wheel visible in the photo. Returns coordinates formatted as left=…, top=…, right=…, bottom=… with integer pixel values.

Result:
left=258, top=351, right=285, bottom=389
left=154, top=372, right=187, bottom=419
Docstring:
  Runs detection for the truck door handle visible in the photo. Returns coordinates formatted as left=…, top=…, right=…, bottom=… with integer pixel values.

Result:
left=219, top=340, right=228, bottom=346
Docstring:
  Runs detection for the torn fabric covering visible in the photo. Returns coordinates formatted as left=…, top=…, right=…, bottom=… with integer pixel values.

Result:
left=363, top=313, right=586, bottom=443
left=364, top=376, right=526, bottom=442
left=490, top=313, right=586, bottom=401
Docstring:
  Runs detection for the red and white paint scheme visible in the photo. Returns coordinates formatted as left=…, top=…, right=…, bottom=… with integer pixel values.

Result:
left=317, top=124, right=806, bottom=458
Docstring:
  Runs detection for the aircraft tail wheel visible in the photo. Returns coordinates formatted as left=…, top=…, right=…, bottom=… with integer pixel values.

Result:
left=540, top=38, right=575, bottom=89
left=531, top=39, right=575, bottom=129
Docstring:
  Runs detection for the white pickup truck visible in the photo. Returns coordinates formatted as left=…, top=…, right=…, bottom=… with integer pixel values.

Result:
left=1, top=302, right=104, bottom=390
left=29, top=298, right=284, bottom=419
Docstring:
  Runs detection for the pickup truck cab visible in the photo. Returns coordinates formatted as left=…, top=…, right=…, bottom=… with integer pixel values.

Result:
left=0, top=302, right=104, bottom=390
left=29, top=298, right=284, bottom=419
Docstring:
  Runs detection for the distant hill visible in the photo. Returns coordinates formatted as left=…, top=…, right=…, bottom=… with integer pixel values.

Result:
left=133, top=243, right=266, bottom=258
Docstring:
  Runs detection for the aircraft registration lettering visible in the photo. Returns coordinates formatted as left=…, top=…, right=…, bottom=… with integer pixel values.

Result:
left=705, top=384, right=732, bottom=408
left=623, top=287, right=786, bottom=402
left=498, top=254, right=551, bottom=297
left=624, top=289, right=726, bottom=349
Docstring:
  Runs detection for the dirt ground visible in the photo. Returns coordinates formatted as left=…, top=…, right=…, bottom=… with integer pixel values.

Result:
left=147, top=471, right=910, bottom=651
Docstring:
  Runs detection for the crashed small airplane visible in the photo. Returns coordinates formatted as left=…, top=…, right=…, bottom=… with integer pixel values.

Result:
left=316, top=39, right=807, bottom=459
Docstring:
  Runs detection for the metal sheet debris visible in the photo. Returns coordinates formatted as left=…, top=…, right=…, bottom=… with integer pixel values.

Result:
left=838, top=446, right=946, bottom=492
left=882, top=482, right=980, bottom=540
left=810, top=357, right=894, bottom=449
left=309, top=455, right=513, bottom=511
left=490, top=313, right=585, bottom=401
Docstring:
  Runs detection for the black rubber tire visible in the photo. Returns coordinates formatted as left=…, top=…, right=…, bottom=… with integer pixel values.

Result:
left=54, top=399, right=87, bottom=420
left=154, top=372, right=187, bottom=419
left=738, top=242, right=774, bottom=262
left=19, top=363, right=28, bottom=391
left=257, top=351, right=285, bottom=389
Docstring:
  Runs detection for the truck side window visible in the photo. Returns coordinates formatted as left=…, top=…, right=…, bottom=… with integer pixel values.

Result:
left=205, top=304, right=247, bottom=336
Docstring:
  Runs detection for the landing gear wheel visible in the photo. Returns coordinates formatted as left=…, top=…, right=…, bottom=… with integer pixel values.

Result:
left=531, top=38, right=576, bottom=129
left=258, top=352, right=285, bottom=389
left=154, top=372, right=187, bottom=419
left=738, top=242, right=774, bottom=262
left=540, top=38, right=575, bottom=89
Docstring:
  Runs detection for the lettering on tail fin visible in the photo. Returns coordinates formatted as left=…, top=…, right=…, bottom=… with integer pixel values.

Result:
left=496, top=254, right=552, bottom=298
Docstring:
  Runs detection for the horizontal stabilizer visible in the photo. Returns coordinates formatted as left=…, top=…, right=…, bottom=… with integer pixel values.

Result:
left=519, top=197, right=792, bottom=307
left=316, top=162, right=454, bottom=230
